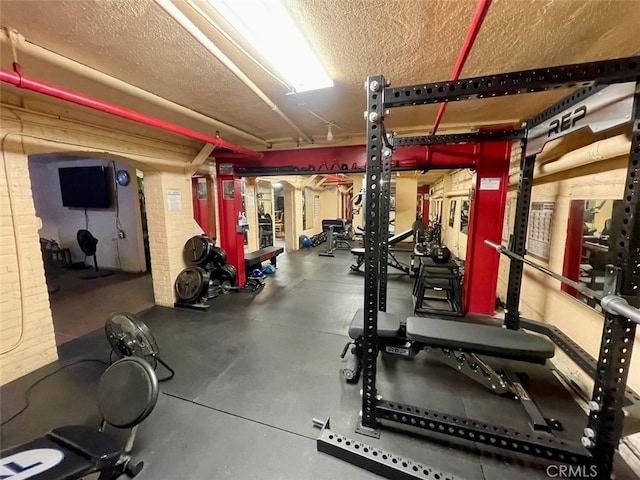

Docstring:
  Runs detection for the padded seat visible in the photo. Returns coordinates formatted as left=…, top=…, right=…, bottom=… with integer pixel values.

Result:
left=349, top=308, right=400, bottom=339
left=406, top=317, right=554, bottom=364
left=48, top=426, right=122, bottom=466
left=351, top=247, right=365, bottom=255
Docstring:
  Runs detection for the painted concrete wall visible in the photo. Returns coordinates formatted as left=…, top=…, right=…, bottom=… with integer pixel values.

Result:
left=28, top=156, right=145, bottom=272
left=394, top=177, right=417, bottom=238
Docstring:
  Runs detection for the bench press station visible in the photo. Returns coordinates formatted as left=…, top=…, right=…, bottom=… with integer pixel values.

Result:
left=350, top=228, right=415, bottom=274
left=341, top=309, right=559, bottom=432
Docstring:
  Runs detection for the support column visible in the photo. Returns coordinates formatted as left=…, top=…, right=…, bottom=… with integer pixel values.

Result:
left=464, top=140, right=511, bottom=314
left=143, top=171, right=194, bottom=306
left=504, top=142, right=535, bottom=329
left=216, top=165, right=246, bottom=286
left=587, top=87, right=639, bottom=480
left=360, top=75, right=384, bottom=432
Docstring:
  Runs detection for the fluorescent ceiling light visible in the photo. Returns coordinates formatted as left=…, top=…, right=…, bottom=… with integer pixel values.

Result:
left=208, top=0, right=333, bottom=93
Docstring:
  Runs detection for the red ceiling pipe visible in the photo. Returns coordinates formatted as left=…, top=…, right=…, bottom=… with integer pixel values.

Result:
left=431, top=0, right=492, bottom=135
left=0, top=67, right=263, bottom=159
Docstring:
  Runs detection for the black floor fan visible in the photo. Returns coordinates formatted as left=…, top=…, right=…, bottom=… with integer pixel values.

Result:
left=77, top=229, right=114, bottom=279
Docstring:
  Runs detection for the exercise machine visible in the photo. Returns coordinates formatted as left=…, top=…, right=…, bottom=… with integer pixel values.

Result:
left=0, top=357, right=158, bottom=479
left=315, top=55, right=640, bottom=480
left=319, top=219, right=352, bottom=257
left=350, top=228, right=415, bottom=274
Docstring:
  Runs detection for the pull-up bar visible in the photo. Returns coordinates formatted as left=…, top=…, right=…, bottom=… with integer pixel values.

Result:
left=484, top=239, right=640, bottom=325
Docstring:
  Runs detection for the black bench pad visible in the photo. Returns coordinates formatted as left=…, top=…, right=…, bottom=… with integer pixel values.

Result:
left=351, top=248, right=365, bottom=256
left=349, top=308, right=401, bottom=339
left=406, top=317, right=554, bottom=363
left=246, top=246, right=284, bottom=263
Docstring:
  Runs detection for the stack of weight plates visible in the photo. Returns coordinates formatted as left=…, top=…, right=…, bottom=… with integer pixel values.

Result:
left=175, top=236, right=237, bottom=303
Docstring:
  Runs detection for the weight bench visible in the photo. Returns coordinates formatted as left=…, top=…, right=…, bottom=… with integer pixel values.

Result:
left=341, top=310, right=559, bottom=432
left=0, top=357, right=158, bottom=480
left=245, top=246, right=284, bottom=275
left=350, top=228, right=415, bottom=273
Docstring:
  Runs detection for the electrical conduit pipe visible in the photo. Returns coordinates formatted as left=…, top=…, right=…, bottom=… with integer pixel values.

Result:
left=0, top=67, right=263, bottom=159
left=431, top=0, right=492, bottom=135
left=507, top=134, right=631, bottom=185
left=0, top=30, right=269, bottom=148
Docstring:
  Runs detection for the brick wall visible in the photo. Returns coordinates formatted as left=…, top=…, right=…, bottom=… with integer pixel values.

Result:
left=144, top=171, right=194, bottom=307
left=0, top=141, right=57, bottom=385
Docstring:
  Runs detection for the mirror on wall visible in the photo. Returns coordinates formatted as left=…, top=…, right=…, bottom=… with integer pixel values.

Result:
left=448, top=200, right=456, bottom=227
left=460, top=200, right=470, bottom=234
left=303, top=187, right=313, bottom=230
left=562, top=199, right=624, bottom=311
left=257, top=180, right=274, bottom=248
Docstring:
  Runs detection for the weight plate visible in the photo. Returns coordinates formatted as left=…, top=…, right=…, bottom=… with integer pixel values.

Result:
left=183, top=235, right=212, bottom=265
left=175, top=266, right=209, bottom=303
left=211, top=263, right=238, bottom=283
left=209, top=246, right=228, bottom=268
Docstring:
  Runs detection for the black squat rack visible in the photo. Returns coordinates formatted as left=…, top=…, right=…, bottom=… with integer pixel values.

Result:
left=315, top=55, right=640, bottom=480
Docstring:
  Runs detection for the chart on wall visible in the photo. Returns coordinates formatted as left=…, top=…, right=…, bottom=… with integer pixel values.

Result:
left=527, top=202, right=555, bottom=261
left=502, top=198, right=511, bottom=242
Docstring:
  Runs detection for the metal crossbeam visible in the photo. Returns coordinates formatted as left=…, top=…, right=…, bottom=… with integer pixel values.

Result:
left=394, top=130, right=525, bottom=147
left=376, top=401, right=591, bottom=464
left=384, top=56, right=640, bottom=108
left=314, top=418, right=459, bottom=480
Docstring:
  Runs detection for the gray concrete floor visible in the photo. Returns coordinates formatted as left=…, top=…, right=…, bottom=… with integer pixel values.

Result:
left=1, top=247, right=636, bottom=479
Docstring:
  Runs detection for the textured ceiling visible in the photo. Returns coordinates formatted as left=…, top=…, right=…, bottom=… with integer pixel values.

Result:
left=0, top=0, right=639, bottom=150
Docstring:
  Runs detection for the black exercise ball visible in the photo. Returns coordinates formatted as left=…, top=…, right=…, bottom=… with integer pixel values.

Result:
left=431, top=244, right=451, bottom=264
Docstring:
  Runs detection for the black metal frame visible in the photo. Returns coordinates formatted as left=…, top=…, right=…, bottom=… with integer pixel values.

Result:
left=321, top=56, right=640, bottom=480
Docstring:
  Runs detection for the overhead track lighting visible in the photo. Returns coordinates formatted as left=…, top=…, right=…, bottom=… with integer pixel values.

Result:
left=208, top=0, right=333, bottom=93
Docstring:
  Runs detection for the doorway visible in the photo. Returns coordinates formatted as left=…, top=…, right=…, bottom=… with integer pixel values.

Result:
left=28, top=153, right=154, bottom=346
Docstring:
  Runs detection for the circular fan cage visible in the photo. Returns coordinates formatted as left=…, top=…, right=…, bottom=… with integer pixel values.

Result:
left=105, top=312, right=174, bottom=381
left=77, top=229, right=99, bottom=256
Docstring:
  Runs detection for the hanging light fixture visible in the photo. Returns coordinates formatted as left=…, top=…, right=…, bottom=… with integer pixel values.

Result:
left=326, top=124, right=334, bottom=142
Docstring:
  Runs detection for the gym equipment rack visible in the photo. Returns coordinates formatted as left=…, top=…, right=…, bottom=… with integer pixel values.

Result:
left=317, top=55, right=640, bottom=480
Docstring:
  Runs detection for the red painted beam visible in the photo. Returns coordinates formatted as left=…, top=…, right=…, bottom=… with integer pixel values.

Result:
left=224, top=144, right=481, bottom=176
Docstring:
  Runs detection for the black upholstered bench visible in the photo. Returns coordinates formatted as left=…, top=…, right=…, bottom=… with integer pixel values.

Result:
left=245, top=246, right=284, bottom=274
left=406, top=317, right=554, bottom=364
left=341, top=312, right=557, bottom=431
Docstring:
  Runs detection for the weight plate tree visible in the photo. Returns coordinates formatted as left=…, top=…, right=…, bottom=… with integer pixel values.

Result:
left=317, top=56, right=640, bottom=480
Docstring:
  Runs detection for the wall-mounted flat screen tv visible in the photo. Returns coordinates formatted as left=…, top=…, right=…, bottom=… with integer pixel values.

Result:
left=58, top=166, right=110, bottom=208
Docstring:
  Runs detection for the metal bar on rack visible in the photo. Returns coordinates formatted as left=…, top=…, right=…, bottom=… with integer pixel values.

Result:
left=384, top=56, right=640, bottom=108
left=394, top=130, right=525, bottom=147
left=485, top=240, right=640, bottom=324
